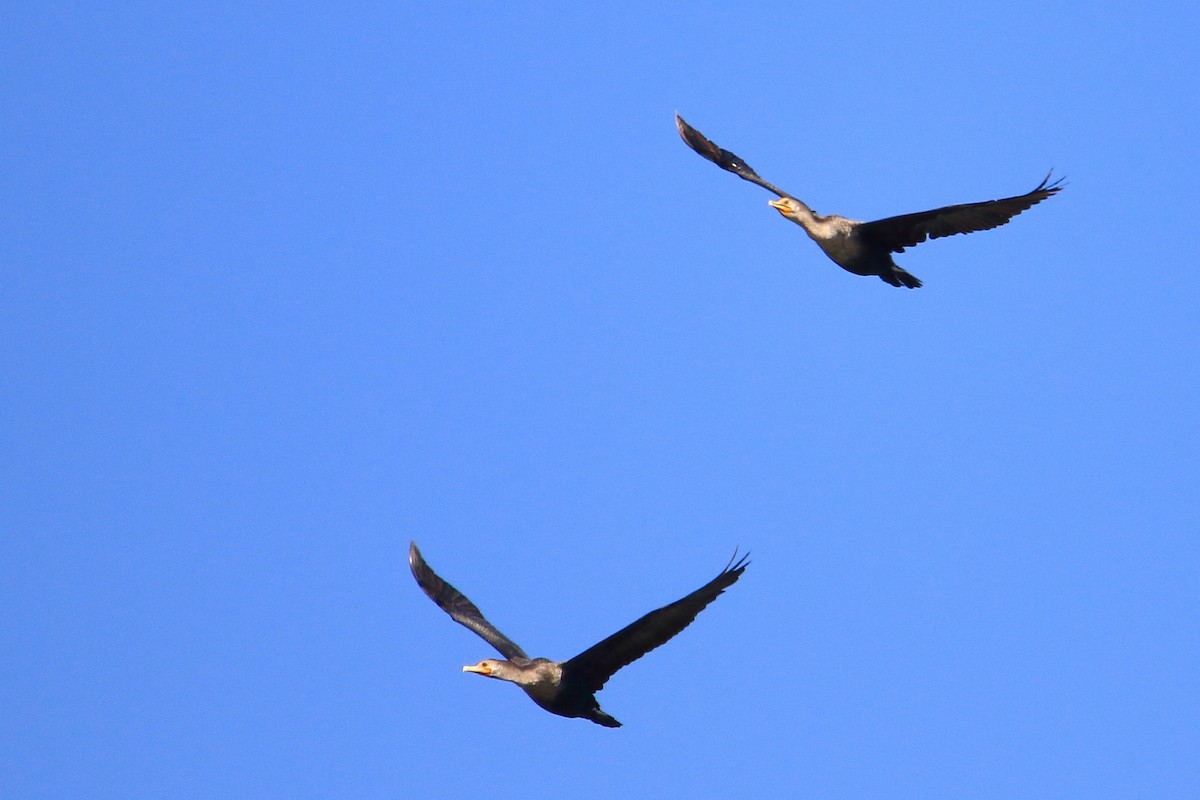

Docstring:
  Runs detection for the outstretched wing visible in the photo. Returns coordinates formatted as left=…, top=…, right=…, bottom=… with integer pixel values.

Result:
left=858, top=172, right=1064, bottom=253
left=408, top=541, right=529, bottom=660
left=676, top=114, right=794, bottom=199
left=563, top=551, right=750, bottom=692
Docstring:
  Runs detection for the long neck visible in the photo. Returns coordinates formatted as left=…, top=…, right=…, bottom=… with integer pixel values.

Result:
left=786, top=205, right=854, bottom=242
left=782, top=194, right=815, bottom=218
left=494, top=659, right=561, bottom=688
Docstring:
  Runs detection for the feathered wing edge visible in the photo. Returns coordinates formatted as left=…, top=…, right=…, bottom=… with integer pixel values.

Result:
left=858, top=171, right=1065, bottom=253
left=408, top=542, right=529, bottom=661
left=563, top=550, right=750, bottom=693
left=675, top=114, right=794, bottom=199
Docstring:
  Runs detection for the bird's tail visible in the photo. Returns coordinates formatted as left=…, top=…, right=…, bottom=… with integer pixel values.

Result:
left=886, top=268, right=923, bottom=289
left=589, top=710, right=622, bottom=728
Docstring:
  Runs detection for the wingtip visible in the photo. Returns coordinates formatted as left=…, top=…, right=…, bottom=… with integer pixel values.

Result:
left=724, top=547, right=751, bottom=574
left=674, top=112, right=692, bottom=138
left=1037, top=168, right=1067, bottom=193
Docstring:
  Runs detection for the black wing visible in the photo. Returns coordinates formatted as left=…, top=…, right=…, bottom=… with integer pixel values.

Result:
left=408, top=541, right=529, bottom=661
left=858, top=172, right=1064, bottom=253
left=676, top=114, right=794, bottom=199
left=563, top=551, right=750, bottom=692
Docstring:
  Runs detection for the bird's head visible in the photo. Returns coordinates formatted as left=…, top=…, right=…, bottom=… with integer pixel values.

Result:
left=768, top=197, right=803, bottom=218
left=463, top=659, right=506, bottom=680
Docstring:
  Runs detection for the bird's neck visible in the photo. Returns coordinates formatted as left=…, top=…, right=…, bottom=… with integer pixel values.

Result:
left=788, top=207, right=854, bottom=241
left=496, top=659, right=561, bottom=687
left=780, top=199, right=819, bottom=231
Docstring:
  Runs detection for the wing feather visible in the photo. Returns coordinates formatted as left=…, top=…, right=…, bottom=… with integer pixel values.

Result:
left=858, top=172, right=1064, bottom=253
left=563, top=551, right=750, bottom=692
left=408, top=542, right=529, bottom=661
left=676, top=114, right=794, bottom=199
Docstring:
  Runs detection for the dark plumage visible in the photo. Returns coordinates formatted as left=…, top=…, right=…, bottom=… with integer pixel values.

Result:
left=676, top=113, right=1063, bottom=288
left=408, top=541, right=749, bottom=727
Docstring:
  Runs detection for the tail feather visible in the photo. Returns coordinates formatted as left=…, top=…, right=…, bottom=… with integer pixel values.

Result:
left=882, top=267, right=923, bottom=289
left=589, top=709, right=622, bottom=728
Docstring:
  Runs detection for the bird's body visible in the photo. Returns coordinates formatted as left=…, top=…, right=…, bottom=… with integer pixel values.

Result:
left=770, top=200, right=924, bottom=287
left=676, top=114, right=1062, bottom=288
left=462, top=656, right=621, bottom=726
left=408, top=541, right=748, bottom=727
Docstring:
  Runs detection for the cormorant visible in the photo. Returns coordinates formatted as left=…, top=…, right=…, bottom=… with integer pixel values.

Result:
left=408, top=541, right=749, bottom=727
left=676, top=114, right=1062, bottom=288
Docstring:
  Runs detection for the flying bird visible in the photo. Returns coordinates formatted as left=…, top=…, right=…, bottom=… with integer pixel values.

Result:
left=408, top=541, right=748, bottom=727
left=675, top=114, right=1062, bottom=288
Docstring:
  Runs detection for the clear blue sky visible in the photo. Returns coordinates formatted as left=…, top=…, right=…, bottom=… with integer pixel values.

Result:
left=3, top=2, right=1197, bottom=798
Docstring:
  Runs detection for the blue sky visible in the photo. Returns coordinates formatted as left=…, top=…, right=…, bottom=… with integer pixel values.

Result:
left=3, top=2, right=1198, bottom=797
